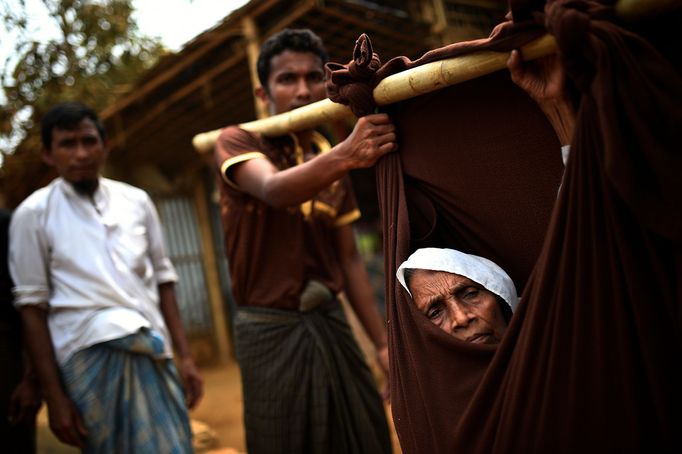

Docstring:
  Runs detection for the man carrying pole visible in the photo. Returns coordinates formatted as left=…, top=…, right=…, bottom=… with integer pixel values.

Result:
left=214, top=28, right=394, bottom=454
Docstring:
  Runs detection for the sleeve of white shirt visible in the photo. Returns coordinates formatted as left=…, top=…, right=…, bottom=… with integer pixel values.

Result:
left=143, top=194, right=178, bottom=285
left=9, top=203, right=51, bottom=307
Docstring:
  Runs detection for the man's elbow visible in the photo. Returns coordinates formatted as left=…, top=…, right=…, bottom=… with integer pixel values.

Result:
left=340, top=250, right=365, bottom=272
left=260, top=183, right=299, bottom=209
left=260, top=191, right=286, bottom=209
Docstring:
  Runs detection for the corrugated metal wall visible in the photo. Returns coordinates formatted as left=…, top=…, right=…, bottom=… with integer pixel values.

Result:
left=156, top=197, right=213, bottom=336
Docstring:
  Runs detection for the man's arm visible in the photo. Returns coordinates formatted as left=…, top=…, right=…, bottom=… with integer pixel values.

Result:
left=8, top=348, right=42, bottom=427
left=9, top=205, right=86, bottom=447
left=232, top=113, right=397, bottom=208
left=20, top=306, right=87, bottom=448
left=507, top=50, right=576, bottom=145
left=142, top=193, right=203, bottom=409
left=334, top=225, right=389, bottom=391
left=158, top=282, right=203, bottom=409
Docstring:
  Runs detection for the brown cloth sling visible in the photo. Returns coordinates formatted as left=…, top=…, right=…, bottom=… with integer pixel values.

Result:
left=326, top=0, right=682, bottom=452
left=233, top=300, right=391, bottom=454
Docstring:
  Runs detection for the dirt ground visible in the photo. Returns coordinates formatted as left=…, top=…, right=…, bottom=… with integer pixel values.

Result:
left=37, top=300, right=401, bottom=453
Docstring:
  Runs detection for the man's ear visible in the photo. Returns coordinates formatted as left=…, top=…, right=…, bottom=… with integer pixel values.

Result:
left=255, top=86, right=269, bottom=103
left=41, top=147, right=54, bottom=167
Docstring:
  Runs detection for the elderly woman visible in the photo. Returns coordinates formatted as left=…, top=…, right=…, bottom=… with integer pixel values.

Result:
left=397, top=247, right=518, bottom=344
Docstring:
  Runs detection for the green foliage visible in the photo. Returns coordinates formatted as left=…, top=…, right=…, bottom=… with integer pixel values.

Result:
left=1, top=0, right=166, bottom=205
left=1, top=0, right=165, bottom=150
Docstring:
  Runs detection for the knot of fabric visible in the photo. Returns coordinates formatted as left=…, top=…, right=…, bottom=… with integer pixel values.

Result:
left=544, top=0, right=614, bottom=27
left=541, top=0, right=615, bottom=90
left=544, top=0, right=594, bottom=48
left=325, top=34, right=382, bottom=117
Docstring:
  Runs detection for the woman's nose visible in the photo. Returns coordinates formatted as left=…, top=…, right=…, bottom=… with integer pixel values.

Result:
left=449, top=303, right=474, bottom=332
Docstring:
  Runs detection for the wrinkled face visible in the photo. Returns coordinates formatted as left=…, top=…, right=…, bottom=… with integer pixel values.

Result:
left=410, top=270, right=508, bottom=344
left=42, top=118, right=108, bottom=192
left=261, top=50, right=326, bottom=115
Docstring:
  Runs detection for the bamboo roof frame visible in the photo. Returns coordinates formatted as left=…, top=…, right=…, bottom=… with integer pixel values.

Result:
left=192, top=0, right=675, bottom=153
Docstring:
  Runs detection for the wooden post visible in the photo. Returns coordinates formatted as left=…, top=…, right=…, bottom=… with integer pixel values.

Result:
left=193, top=179, right=232, bottom=363
left=242, top=16, right=269, bottom=120
left=431, top=0, right=448, bottom=45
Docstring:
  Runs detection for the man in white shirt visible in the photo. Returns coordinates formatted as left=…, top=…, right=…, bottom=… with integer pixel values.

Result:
left=9, top=102, right=202, bottom=452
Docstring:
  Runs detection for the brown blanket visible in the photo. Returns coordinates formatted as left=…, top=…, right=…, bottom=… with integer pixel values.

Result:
left=326, top=0, right=682, bottom=452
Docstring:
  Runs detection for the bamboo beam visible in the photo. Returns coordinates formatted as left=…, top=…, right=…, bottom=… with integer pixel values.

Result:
left=108, top=49, right=246, bottom=151
left=101, top=28, right=244, bottom=120
left=373, top=33, right=555, bottom=106
left=192, top=34, right=553, bottom=153
left=319, top=5, right=418, bottom=44
left=616, top=0, right=680, bottom=19
left=193, top=99, right=352, bottom=152
left=243, top=16, right=268, bottom=120
left=431, top=0, right=448, bottom=36
left=260, top=0, right=317, bottom=41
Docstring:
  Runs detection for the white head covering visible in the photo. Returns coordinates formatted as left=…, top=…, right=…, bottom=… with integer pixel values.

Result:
left=396, top=247, right=519, bottom=312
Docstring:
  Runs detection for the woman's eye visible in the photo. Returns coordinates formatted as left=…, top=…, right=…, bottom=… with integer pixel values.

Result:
left=427, top=305, right=443, bottom=320
left=463, top=288, right=480, bottom=301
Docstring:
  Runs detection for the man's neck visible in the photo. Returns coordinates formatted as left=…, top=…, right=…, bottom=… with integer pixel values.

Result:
left=70, top=179, right=99, bottom=197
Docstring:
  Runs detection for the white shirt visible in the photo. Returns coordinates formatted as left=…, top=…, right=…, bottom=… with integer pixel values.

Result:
left=9, top=177, right=178, bottom=365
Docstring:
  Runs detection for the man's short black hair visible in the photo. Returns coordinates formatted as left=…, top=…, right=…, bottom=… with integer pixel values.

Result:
left=256, top=28, right=329, bottom=91
left=41, top=102, right=106, bottom=150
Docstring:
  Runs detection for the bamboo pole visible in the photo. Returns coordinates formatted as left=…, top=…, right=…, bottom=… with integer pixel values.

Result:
left=193, top=98, right=352, bottom=153
left=192, top=34, right=554, bottom=153
left=373, top=34, right=555, bottom=106
left=192, top=0, right=661, bottom=153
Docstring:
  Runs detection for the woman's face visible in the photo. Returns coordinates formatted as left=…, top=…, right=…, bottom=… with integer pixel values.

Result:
left=409, top=270, right=508, bottom=344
